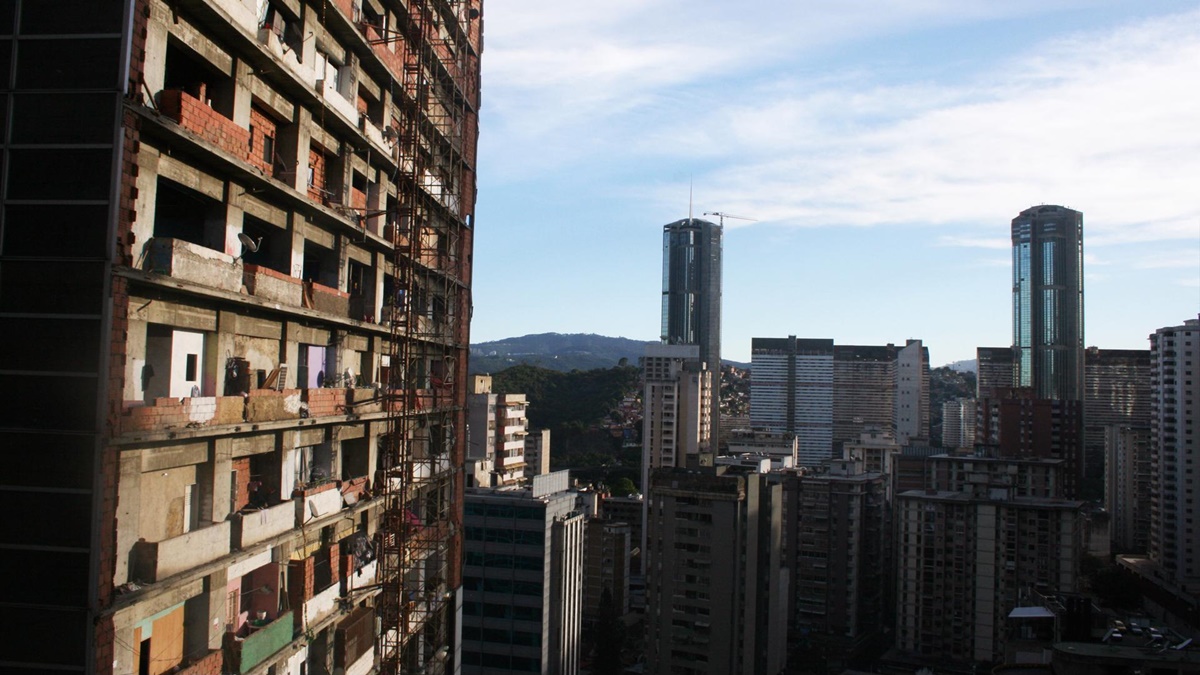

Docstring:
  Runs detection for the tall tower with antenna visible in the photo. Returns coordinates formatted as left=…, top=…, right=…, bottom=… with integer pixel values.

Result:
left=661, top=216, right=723, bottom=439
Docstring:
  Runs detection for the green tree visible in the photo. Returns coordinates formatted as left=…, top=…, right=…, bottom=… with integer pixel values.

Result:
left=607, top=476, right=636, bottom=497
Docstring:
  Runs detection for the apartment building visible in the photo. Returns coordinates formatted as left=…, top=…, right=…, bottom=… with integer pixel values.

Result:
left=644, top=467, right=787, bottom=675
left=641, top=343, right=713, bottom=492
left=1106, top=425, right=1151, bottom=552
left=524, top=427, right=552, bottom=477
left=779, top=459, right=888, bottom=665
left=1083, top=347, right=1151, bottom=501
left=976, top=387, right=1084, bottom=498
left=467, top=375, right=528, bottom=487
left=1147, top=316, right=1200, bottom=595
left=0, top=1, right=483, bottom=674
left=582, top=519, right=632, bottom=628
left=941, top=398, right=977, bottom=450
left=894, top=488, right=1083, bottom=664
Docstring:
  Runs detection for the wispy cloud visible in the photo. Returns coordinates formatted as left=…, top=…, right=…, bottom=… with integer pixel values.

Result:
left=482, top=4, right=1200, bottom=249
left=1132, top=250, right=1200, bottom=269
left=937, top=236, right=1010, bottom=250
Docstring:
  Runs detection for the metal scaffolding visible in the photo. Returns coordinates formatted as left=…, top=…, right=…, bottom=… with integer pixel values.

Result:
left=376, top=0, right=477, bottom=673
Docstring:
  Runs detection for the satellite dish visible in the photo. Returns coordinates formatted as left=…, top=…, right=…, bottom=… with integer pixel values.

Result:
left=238, top=232, right=262, bottom=253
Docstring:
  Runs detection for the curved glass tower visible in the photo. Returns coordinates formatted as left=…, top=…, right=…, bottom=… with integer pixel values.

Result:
left=1011, top=205, right=1084, bottom=401
left=661, top=218, right=722, bottom=430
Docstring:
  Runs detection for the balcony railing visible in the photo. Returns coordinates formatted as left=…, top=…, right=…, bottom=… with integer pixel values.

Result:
left=131, top=521, right=232, bottom=582
left=243, top=264, right=303, bottom=306
left=232, top=500, right=297, bottom=549
left=122, top=396, right=244, bottom=434
left=145, top=237, right=243, bottom=292
left=223, top=610, right=295, bottom=674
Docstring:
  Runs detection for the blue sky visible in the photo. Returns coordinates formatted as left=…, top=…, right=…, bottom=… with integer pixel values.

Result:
left=469, top=1, right=1200, bottom=365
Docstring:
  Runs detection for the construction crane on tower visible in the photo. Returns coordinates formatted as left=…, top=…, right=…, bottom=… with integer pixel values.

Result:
left=703, top=211, right=757, bottom=227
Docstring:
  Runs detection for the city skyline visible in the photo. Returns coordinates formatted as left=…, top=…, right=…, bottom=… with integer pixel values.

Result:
left=471, top=1, right=1200, bottom=365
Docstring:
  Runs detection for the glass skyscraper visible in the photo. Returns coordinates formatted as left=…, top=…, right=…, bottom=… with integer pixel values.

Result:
left=1011, top=205, right=1084, bottom=401
left=661, top=217, right=722, bottom=433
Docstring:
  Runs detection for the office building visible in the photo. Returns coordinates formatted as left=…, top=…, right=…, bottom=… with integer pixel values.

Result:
left=462, top=472, right=584, bottom=675
left=1084, top=347, right=1151, bottom=501
left=1148, top=316, right=1200, bottom=595
left=941, top=398, right=977, bottom=449
left=467, top=375, right=529, bottom=487
left=644, top=467, right=787, bottom=675
left=0, top=1, right=483, bottom=673
left=751, top=337, right=834, bottom=465
left=1011, top=205, right=1085, bottom=401
left=751, top=336, right=929, bottom=466
left=661, top=217, right=722, bottom=437
left=977, top=346, right=1016, bottom=400
left=781, top=459, right=888, bottom=664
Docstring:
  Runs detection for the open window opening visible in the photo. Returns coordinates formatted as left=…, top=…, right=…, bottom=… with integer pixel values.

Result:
left=302, top=240, right=339, bottom=288
left=341, top=437, right=369, bottom=481
left=162, top=39, right=234, bottom=120
left=247, top=452, right=282, bottom=508
left=153, top=178, right=226, bottom=253
left=240, top=214, right=290, bottom=275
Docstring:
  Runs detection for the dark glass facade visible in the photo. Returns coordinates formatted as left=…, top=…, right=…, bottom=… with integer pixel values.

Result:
left=661, top=218, right=721, bottom=432
left=1011, top=205, right=1084, bottom=401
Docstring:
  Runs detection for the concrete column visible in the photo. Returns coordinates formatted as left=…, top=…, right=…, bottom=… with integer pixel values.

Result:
left=216, top=310, right=239, bottom=395
left=114, top=450, right=144, bottom=585
left=288, top=213, right=305, bottom=279
left=231, top=59, right=254, bottom=128
left=276, top=104, right=312, bottom=194
left=372, top=250, right=386, bottom=323
left=125, top=319, right=149, bottom=403
left=132, top=146, right=161, bottom=266
left=212, top=438, right=234, bottom=522
left=336, top=233, right=349, bottom=293
left=204, top=568, right=230, bottom=650
left=223, top=181, right=247, bottom=258
left=143, top=0, right=171, bottom=100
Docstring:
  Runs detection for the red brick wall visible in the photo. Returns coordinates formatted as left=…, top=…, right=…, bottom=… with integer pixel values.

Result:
left=308, top=146, right=326, bottom=202
left=303, top=387, right=347, bottom=418
left=232, top=457, right=252, bottom=511
left=160, top=88, right=250, bottom=162
left=248, top=106, right=277, bottom=174
left=99, top=1, right=151, bottom=673
left=288, top=556, right=316, bottom=629
left=177, top=649, right=223, bottom=675
left=328, top=542, right=341, bottom=583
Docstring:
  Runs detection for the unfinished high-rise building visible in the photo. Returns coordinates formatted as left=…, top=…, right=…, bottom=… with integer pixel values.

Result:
left=0, top=1, right=483, bottom=674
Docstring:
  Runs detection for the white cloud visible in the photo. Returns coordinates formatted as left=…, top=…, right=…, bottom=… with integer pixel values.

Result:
left=486, top=5, right=1200, bottom=243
